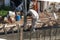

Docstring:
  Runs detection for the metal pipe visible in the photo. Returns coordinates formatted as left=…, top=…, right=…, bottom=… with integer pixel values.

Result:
left=23, top=0, right=27, bottom=27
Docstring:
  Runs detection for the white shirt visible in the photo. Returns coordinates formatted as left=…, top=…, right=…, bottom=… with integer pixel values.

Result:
left=9, top=11, right=15, bottom=16
left=28, top=9, right=39, bottom=20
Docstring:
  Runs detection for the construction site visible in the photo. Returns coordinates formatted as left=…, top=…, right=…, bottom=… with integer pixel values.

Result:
left=0, top=0, right=60, bottom=40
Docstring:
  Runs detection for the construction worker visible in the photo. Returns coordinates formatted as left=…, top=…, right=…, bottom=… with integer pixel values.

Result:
left=28, top=9, right=39, bottom=32
left=5, top=11, right=16, bottom=23
left=29, top=0, right=38, bottom=12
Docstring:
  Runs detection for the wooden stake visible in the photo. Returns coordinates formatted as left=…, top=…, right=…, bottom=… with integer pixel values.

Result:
left=20, top=27, right=23, bottom=40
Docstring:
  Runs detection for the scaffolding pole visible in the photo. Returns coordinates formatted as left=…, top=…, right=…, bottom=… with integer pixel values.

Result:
left=23, top=0, right=27, bottom=27
left=20, top=0, right=27, bottom=40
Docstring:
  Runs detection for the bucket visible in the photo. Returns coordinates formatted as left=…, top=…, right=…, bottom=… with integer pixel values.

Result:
left=16, top=15, right=21, bottom=21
